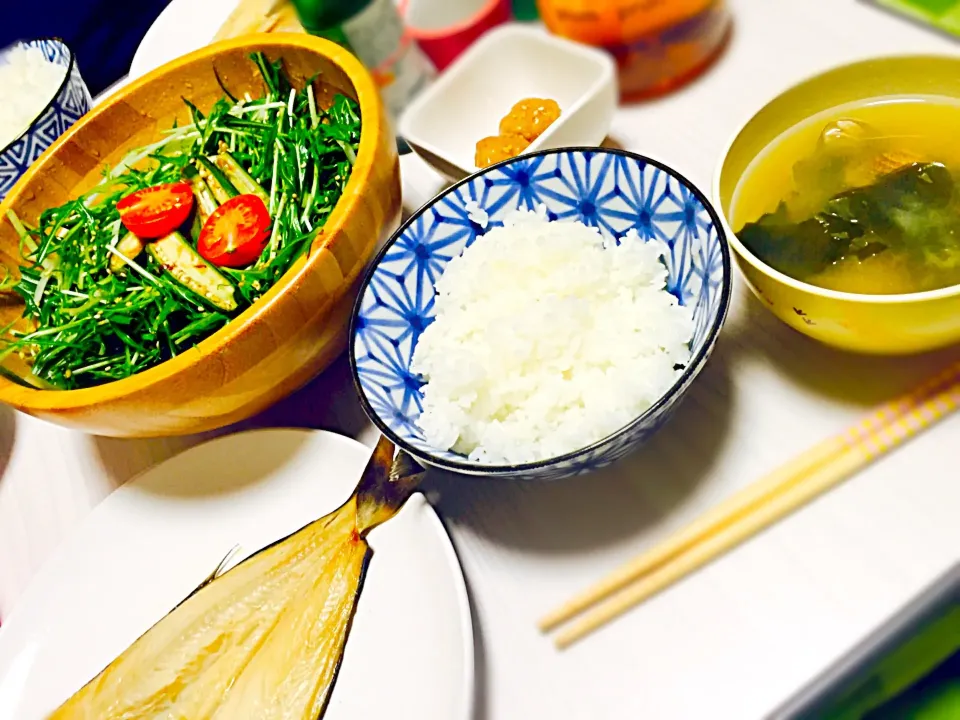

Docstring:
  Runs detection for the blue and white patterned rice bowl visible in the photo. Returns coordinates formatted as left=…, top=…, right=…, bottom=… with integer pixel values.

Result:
left=0, top=38, right=92, bottom=200
left=350, top=148, right=731, bottom=481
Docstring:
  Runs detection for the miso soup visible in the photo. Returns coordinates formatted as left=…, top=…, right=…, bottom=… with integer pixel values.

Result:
left=731, top=96, right=960, bottom=295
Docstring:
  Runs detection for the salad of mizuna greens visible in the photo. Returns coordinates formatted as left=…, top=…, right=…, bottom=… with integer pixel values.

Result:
left=0, top=52, right=360, bottom=390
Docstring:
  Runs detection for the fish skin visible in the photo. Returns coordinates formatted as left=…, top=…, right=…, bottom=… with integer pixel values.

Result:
left=49, top=437, right=421, bottom=719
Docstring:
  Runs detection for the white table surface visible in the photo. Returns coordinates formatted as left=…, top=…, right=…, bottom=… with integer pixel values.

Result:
left=2, top=1, right=960, bottom=718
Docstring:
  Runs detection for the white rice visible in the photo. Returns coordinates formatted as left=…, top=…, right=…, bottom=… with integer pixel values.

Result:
left=412, top=206, right=694, bottom=465
left=464, top=199, right=488, bottom=228
left=0, top=45, right=68, bottom=149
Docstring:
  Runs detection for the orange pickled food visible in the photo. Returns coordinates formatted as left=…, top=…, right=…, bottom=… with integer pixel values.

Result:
left=474, top=98, right=562, bottom=168
left=498, top=98, right=562, bottom=142
left=475, top=134, right=531, bottom=169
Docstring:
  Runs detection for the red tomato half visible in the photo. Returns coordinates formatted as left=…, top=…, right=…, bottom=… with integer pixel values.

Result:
left=117, top=182, right=195, bottom=239
left=198, top=194, right=272, bottom=268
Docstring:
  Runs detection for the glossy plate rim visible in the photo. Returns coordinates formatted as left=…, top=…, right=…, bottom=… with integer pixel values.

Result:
left=0, top=428, right=475, bottom=720
left=129, top=0, right=240, bottom=78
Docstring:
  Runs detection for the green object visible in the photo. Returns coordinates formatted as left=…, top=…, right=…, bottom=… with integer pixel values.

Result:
left=866, top=654, right=960, bottom=720
left=513, top=0, right=540, bottom=21
left=215, top=151, right=270, bottom=205
left=289, top=0, right=435, bottom=122
left=874, top=0, right=960, bottom=35
left=0, top=52, right=361, bottom=390
left=289, top=0, right=369, bottom=48
left=196, top=156, right=239, bottom=204
left=146, top=232, right=238, bottom=312
left=187, top=174, right=219, bottom=224
left=738, top=162, right=960, bottom=282
left=816, top=606, right=960, bottom=720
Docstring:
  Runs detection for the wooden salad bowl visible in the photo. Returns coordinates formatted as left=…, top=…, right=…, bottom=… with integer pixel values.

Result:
left=0, top=34, right=401, bottom=436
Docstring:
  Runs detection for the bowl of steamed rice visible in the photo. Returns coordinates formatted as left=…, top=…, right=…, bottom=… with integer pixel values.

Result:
left=0, top=38, right=92, bottom=200
left=350, top=148, right=731, bottom=480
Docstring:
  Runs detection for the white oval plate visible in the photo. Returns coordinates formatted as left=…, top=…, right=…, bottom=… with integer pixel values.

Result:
left=130, top=0, right=239, bottom=77
left=0, top=429, right=473, bottom=719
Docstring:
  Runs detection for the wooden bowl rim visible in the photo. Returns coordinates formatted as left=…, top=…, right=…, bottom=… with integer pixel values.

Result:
left=0, top=33, right=386, bottom=410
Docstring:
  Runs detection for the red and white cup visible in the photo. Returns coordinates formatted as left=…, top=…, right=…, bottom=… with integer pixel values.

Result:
left=399, top=0, right=513, bottom=71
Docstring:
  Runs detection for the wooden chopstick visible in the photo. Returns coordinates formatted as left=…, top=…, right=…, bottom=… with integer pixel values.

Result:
left=542, top=359, right=960, bottom=648
left=538, top=436, right=842, bottom=632
left=540, top=359, right=960, bottom=633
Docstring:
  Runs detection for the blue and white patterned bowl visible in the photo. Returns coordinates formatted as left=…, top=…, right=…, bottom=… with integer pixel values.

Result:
left=0, top=38, right=92, bottom=200
left=350, top=148, right=731, bottom=480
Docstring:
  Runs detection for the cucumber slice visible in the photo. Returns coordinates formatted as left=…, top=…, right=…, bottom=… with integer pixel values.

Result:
left=109, top=232, right=147, bottom=273
left=147, top=231, right=237, bottom=312
left=215, top=152, right=269, bottom=205
left=188, top=175, right=219, bottom=224
left=195, top=157, right=238, bottom=205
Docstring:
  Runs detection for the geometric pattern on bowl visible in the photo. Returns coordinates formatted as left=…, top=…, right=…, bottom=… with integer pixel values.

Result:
left=0, top=38, right=93, bottom=200
left=351, top=148, right=731, bottom=480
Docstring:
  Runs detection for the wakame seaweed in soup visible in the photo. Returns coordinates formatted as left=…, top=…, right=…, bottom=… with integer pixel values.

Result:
left=732, top=97, right=960, bottom=295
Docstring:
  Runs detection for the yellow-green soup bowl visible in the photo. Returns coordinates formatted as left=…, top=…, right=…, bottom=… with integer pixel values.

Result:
left=714, top=55, right=960, bottom=355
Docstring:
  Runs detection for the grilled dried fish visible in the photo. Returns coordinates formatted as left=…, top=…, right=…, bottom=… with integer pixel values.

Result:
left=50, top=437, right=422, bottom=719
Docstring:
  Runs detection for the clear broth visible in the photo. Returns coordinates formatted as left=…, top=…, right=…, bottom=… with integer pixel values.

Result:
left=731, top=95, right=960, bottom=295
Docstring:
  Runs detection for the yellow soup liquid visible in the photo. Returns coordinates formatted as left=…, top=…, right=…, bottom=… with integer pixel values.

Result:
left=731, top=95, right=960, bottom=294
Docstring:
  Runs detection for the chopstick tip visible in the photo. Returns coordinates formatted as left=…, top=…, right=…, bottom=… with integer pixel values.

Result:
left=537, top=614, right=561, bottom=633
left=553, top=628, right=581, bottom=650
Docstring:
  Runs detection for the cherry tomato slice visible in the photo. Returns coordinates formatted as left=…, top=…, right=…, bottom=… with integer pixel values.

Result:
left=117, top=182, right=195, bottom=239
left=197, top=194, right=272, bottom=268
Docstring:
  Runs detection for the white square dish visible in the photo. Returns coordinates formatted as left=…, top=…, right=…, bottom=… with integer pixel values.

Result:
left=399, top=24, right=618, bottom=180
